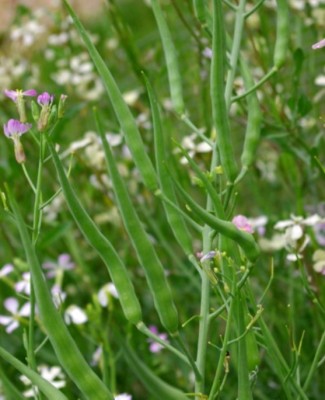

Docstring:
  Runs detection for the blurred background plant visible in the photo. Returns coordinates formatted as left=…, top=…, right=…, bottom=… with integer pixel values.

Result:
left=0, top=0, right=324, bottom=399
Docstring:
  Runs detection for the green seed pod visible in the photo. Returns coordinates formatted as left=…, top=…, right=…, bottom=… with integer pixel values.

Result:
left=6, top=186, right=114, bottom=400
left=273, top=0, right=289, bottom=68
left=95, top=112, right=179, bottom=334
left=46, top=136, right=142, bottom=326
left=48, top=104, right=58, bottom=127
left=211, top=0, right=238, bottom=183
left=240, top=58, right=262, bottom=169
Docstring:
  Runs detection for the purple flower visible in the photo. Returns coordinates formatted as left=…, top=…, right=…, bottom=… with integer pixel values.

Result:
left=147, top=325, right=169, bottom=353
left=42, top=253, right=75, bottom=279
left=4, top=89, right=37, bottom=102
left=312, top=38, right=325, bottom=50
left=37, top=92, right=55, bottom=131
left=3, top=119, right=32, bottom=138
left=3, top=119, right=32, bottom=163
left=232, top=215, right=254, bottom=234
left=37, top=92, right=54, bottom=106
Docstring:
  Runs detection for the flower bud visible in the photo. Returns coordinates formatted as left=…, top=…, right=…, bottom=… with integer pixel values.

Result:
left=58, top=94, right=68, bottom=119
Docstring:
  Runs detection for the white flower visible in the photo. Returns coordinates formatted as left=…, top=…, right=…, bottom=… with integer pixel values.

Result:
left=0, top=264, right=14, bottom=278
left=64, top=305, right=88, bottom=325
left=114, top=393, right=132, bottom=400
left=20, top=365, right=66, bottom=397
left=177, top=133, right=212, bottom=164
left=91, top=346, right=103, bottom=366
left=51, top=284, right=67, bottom=308
left=248, top=215, right=268, bottom=236
left=98, top=283, right=119, bottom=307
left=312, top=250, right=325, bottom=275
left=273, top=214, right=323, bottom=261
left=15, top=272, right=31, bottom=295
left=0, top=298, right=31, bottom=333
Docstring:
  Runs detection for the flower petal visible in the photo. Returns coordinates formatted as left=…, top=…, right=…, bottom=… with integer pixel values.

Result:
left=4, top=297, right=19, bottom=314
left=6, top=320, right=19, bottom=333
left=312, top=38, right=325, bottom=50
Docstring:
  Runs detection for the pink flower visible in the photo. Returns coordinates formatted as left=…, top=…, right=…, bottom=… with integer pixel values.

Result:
left=42, top=253, right=75, bottom=279
left=3, top=119, right=32, bottom=163
left=232, top=215, right=254, bottom=234
left=4, top=89, right=37, bottom=102
left=37, top=92, right=54, bottom=106
left=147, top=325, right=169, bottom=353
left=312, top=38, right=325, bottom=50
left=3, top=119, right=32, bottom=138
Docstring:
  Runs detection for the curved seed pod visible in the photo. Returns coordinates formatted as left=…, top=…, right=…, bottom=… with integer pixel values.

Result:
left=63, top=0, right=157, bottom=191
left=0, top=347, right=69, bottom=400
left=273, top=0, right=289, bottom=69
left=150, top=0, right=185, bottom=114
left=95, top=113, right=179, bottom=334
left=211, top=0, right=238, bottom=183
left=193, top=0, right=206, bottom=24
left=46, top=137, right=142, bottom=326
left=6, top=186, right=114, bottom=400
left=143, top=72, right=193, bottom=255
left=240, top=58, right=262, bottom=170
left=173, top=181, right=260, bottom=262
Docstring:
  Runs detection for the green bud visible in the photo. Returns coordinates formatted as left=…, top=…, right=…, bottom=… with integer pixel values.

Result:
left=58, top=94, right=68, bottom=119
left=48, top=104, right=58, bottom=126
left=17, top=97, right=27, bottom=123
left=31, top=100, right=40, bottom=122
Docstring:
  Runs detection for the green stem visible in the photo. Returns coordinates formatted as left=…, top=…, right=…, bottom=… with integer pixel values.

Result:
left=208, top=288, right=236, bottom=399
left=303, top=330, right=325, bottom=392
left=225, top=0, right=247, bottom=109
left=231, top=66, right=277, bottom=102
left=21, top=163, right=36, bottom=193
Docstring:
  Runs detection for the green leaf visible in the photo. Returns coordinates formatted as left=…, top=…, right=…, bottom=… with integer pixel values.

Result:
left=63, top=0, right=157, bottom=191
left=0, top=347, right=68, bottom=400
left=122, top=342, right=189, bottom=400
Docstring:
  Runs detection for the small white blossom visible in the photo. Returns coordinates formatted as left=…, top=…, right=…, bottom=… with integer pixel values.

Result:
left=15, top=272, right=31, bottom=295
left=114, top=393, right=132, bottom=400
left=0, top=264, right=14, bottom=278
left=64, top=305, right=88, bottom=325
left=20, top=365, right=66, bottom=397
left=0, top=298, right=31, bottom=333
left=313, top=250, right=325, bottom=275
left=98, top=283, right=119, bottom=307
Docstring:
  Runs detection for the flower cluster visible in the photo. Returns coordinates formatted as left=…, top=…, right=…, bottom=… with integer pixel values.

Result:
left=2, top=88, right=67, bottom=163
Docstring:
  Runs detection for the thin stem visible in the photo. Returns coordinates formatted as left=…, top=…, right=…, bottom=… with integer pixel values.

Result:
left=245, top=0, right=266, bottom=19
left=303, top=331, right=325, bottom=392
left=225, top=0, right=247, bottom=109
left=195, top=148, right=220, bottom=396
left=21, top=163, right=36, bottom=194
left=231, top=66, right=277, bottom=102
left=172, top=332, right=202, bottom=382
left=208, top=287, right=236, bottom=399
left=137, top=322, right=190, bottom=366
left=222, top=0, right=237, bottom=11
left=180, top=114, right=214, bottom=147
